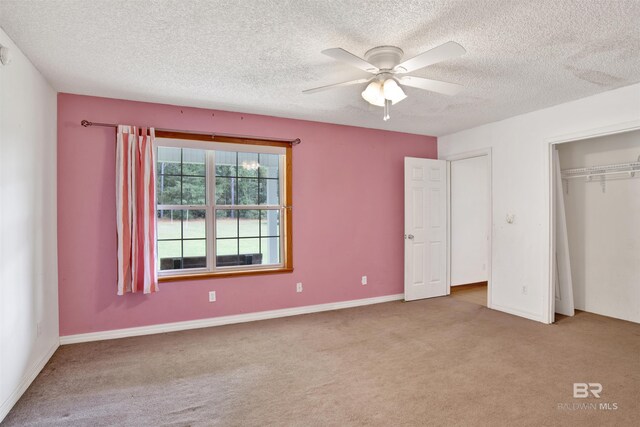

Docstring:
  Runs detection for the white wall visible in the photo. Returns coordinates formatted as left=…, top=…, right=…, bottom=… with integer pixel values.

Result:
left=0, top=28, right=58, bottom=421
left=558, top=131, right=640, bottom=323
left=450, top=155, right=488, bottom=285
left=439, top=83, right=640, bottom=323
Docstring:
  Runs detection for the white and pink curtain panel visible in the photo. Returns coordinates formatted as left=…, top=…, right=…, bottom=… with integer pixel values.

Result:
left=116, top=125, right=158, bottom=295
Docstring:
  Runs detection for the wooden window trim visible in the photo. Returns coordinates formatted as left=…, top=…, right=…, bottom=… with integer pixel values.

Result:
left=156, top=131, right=292, bottom=148
left=158, top=267, right=294, bottom=282
left=156, top=130, right=293, bottom=282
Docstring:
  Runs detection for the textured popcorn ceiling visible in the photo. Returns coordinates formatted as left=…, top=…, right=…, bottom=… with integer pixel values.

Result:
left=1, top=0, right=639, bottom=136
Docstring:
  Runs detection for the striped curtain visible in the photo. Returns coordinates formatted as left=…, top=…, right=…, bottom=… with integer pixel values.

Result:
left=116, top=125, right=158, bottom=295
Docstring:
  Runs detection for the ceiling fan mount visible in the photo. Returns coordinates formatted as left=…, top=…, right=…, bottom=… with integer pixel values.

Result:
left=304, top=41, right=466, bottom=121
left=363, top=46, right=404, bottom=72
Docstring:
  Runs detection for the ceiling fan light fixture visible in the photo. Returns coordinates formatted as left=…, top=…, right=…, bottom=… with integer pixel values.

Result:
left=306, top=41, right=466, bottom=121
left=382, top=79, right=407, bottom=104
left=361, top=81, right=385, bottom=107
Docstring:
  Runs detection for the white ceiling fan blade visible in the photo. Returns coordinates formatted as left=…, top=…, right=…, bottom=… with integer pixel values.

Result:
left=394, top=41, right=466, bottom=73
left=398, top=76, right=463, bottom=96
left=303, top=77, right=372, bottom=94
left=321, top=48, right=379, bottom=73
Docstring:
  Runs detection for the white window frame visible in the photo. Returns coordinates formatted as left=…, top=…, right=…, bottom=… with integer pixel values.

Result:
left=155, top=137, right=286, bottom=277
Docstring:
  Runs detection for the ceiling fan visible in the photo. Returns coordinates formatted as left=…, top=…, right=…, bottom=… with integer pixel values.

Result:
left=303, top=41, right=466, bottom=121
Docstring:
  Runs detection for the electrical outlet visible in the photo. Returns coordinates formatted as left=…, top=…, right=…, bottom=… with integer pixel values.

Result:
left=296, top=282, right=303, bottom=293
left=361, top=276, right=367, bottom=285
left=209, top=291, right=216, bottom=302
left=522, top=286, right=527, bottom=295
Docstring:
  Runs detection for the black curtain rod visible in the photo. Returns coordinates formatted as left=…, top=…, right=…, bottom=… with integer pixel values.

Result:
left=80, top=120, right=301, bottom=145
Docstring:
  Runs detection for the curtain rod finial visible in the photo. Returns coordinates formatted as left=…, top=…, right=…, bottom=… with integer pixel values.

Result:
left=292, top=138, right=301, bottom=146
left=81, top=120, right=91, bottom=127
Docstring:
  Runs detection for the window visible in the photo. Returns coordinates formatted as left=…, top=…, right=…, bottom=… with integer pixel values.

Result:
left=155, top=132, right=292, bottom=280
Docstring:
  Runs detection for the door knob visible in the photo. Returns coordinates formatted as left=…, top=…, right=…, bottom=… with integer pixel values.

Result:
left=407, top=234, right=415, bottom=240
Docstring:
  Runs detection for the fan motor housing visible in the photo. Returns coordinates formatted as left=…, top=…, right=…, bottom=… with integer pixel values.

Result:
left=364, top=46, right=404, bottom=71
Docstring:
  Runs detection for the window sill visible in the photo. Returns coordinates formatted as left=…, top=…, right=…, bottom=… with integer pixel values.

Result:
left=158, top=267, right=294, bottom=282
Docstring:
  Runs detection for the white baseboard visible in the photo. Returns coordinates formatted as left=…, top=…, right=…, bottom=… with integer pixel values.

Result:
left=490, top=302, right=546, bottom=323
left=0, top=341, right=59, bottom=422
left=60, top=293, right=404, bottom=345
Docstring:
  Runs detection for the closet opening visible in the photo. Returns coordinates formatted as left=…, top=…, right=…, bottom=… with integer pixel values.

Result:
left=551, top=128, right=640, bottom=324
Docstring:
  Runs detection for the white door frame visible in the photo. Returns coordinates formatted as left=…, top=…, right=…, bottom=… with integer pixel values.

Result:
left=440, top=148, right=493, bottom=308
left=545, top=119, right=640, bottom=323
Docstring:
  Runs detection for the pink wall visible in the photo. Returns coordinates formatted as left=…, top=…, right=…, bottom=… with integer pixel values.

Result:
left=57, top=93, right=437, bottom=336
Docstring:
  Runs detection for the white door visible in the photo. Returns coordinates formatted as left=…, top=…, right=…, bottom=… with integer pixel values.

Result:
left=404, top=157, right=448, bottom=301
left=553, top=149, right=575, bottom=317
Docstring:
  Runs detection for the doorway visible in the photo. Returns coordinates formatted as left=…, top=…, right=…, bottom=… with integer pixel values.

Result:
left=403, top=150, right=492, bottom=306
left=447, top=151, right=491, bottom=307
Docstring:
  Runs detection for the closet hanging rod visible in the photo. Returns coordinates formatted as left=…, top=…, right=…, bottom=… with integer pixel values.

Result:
left=562, top=170, right=640, bottom=180
left=561, top=161, right=640, bottom=179
left=80, top=120, right=301, bottom=146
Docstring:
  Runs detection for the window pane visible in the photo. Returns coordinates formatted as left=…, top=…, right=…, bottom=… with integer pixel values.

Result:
left=183, top=210, right=206, bottom=239
left=158, top=240, right=182, bottom=270
left=215, top=151, right=236, bottom=177
left=216, top=239, right=238, bottom=256
left=157, top=147, right=181, bottom=175
left=216, top=229, right=239, bottom=267
left=157, top=209, right=207, bottom=271
left=239, top=210, right=260, bottom=237
left=216, top=209, right=237, bottom=238
left=238, top=178, right=258, bottom=205
left=215, top=177, right=235, bottom=205
left=157, top=175, right=181, bottom=205
left=239, top=238, right=260, bottom=255
left=261, top=237, right=281, bottom=265
left=259, top=179, right=279, bottom=205
left=216, top=242, right=263, bottom=266
left=158, top=147, right=206, bottom=206
left=182, top=148, right=205, bottom=176
left=238, top=152, right=259, bottom=177
left=183, top=239, right=206, bottom=269
left=214, top=151, right=282, bottom=207
left=182, top=176, right=206, bottom=205
left=261, top=210, right=280, bottom=237
left=259, top=153, right=279, bottom=178
left=157, top=209, right=182, bottom=240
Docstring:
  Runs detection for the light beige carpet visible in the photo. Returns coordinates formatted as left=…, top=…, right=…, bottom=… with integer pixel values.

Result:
left=3, top=297, right=639, bottom=426
left=450, top=283, right=487, bottom=306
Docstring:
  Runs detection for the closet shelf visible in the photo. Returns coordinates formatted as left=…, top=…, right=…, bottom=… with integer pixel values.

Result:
left=561, top=160, right=640, bottom=180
